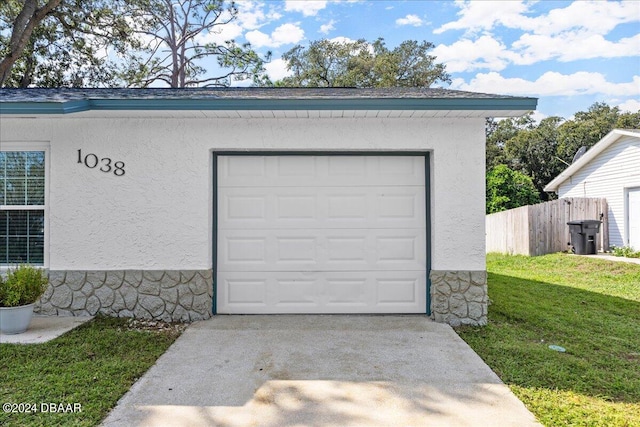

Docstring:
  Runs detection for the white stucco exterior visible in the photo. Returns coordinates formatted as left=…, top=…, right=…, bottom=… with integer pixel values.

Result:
left=1, top=114, right=486, bottom=272
left=546, top=130, right=640, bottom=248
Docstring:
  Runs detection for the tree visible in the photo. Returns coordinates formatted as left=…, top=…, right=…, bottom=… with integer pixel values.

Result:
left=0, top=0, right=144, bottom=87
left=485, top=113, right=535, bottom=171
left=486, top=164, right=540, bottom=214
left=273, top=38, right=450, bottom=88
left=121, top=0, right=269, bottom=88
left=556, top=102, right=640, bottom=162
left=0, top=0, right=62, bottom=86
left=485, top=102, right=640, bottom=202
left=1, top=0, right=268, bottom=88
left=504, top=116, right=564, bottom=200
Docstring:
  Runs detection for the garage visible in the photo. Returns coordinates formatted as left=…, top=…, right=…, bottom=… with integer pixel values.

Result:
left=215, top=154, right=428, bottom=314
left=2, top=87, right=537, bottom=324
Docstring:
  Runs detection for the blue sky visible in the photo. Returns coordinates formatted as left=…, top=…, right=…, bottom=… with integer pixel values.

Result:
left=205, top=0, right=640, bottom=120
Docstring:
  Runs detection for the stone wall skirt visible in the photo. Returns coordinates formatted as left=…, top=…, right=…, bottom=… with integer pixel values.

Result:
left=430, top=270, right=488, bottom=326
left=36, top=270, right=213, bottom=322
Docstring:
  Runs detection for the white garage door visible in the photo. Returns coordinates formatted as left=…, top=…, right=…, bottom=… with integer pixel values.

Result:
left=216, top=155, right=427, bottom=314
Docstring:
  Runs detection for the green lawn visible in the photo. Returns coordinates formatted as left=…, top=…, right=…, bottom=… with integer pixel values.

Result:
left=0, top=317, right=183, bottom=427
left=457, top=253, right=640, bottom=427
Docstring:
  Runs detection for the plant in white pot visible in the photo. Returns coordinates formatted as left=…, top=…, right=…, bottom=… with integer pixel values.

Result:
left=0, top=265, right=48, bottom=334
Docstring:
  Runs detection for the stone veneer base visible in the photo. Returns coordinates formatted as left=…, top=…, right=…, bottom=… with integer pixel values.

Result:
left=35, top=269, right=487, bottom=325
left=430, top=270, right=488, bottom=326
left=36, top=270, right=213, bottom=322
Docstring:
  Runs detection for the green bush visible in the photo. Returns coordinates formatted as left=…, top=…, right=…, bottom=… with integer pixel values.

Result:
left=486, top=164, right=540, bottom=214
left=0, top=265, right=49, bottom=307
left=610, top=245, right=640, bottom=258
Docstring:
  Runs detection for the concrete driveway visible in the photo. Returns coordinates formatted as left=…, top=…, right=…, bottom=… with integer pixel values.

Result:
left=101, top=316, right=541, bottom=427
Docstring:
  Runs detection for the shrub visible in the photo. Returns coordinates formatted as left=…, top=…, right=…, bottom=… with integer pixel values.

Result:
left=486, top=164, right=540, bottom=214
left=610, top=245, right=640, bottom=258
left=0, top=265, right=49, bottom=307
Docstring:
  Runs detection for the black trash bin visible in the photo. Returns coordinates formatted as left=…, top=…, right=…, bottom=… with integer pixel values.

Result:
left=567, top=220, right=602, bottom=255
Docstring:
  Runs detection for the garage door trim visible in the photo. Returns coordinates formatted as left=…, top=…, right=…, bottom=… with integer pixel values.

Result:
left=212, top=151, right=431, bottom=315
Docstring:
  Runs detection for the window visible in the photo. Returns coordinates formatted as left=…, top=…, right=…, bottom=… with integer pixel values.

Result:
left=0, top=150, right=46, bottom=265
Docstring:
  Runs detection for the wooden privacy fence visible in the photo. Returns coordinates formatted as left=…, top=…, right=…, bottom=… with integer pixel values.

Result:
left=486, top=197, right=609, bottom=256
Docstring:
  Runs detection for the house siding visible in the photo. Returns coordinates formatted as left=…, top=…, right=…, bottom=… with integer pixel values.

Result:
left=557, top=135, right=640, bottom=247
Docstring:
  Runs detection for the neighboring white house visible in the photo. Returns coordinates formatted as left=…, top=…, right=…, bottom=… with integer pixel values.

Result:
left=0, top=88, right=536, bottom=326
left=545, top=129, right=640, bottom=250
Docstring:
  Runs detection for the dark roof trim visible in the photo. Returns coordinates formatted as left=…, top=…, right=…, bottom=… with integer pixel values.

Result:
left=0, top=88, right=537, bottom=115
left=0, top=97, right=537, bottom=114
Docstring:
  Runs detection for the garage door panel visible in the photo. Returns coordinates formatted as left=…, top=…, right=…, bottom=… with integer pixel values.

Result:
left=218, top=228, right=426, bottom=271
left=219, top=156, right=424, bottom=187
left=217, top=271, right=426, bottom=314
left=216, top=154, right=428, bottom=314
left=218, top=186, right=425, bottom=229
left=225, top=237, right=267, bottom=264
left=377, top=278, right=420, bottom=305
left=224, top=195, right=267, bottom=221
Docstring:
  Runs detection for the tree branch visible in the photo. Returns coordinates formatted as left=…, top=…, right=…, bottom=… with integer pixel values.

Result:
left=0, top=0, right=63, bottom=86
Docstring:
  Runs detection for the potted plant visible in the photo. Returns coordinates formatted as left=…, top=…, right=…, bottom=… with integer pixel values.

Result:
left=0, top=265, right=48, bottom=334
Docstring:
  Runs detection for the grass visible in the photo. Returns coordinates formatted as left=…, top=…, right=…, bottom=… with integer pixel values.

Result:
left=0, top=316, right=183, bottom=427
left=457, top=253, right=640, bottom=427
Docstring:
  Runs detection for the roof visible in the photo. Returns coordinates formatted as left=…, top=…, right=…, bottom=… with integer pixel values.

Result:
left=0, top=87, right=537, bottom=116
left=544, top=129, right=640, bottom=192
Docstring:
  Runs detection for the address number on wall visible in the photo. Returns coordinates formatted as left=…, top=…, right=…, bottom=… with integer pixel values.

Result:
left=77, top=149, right=125, bottom=176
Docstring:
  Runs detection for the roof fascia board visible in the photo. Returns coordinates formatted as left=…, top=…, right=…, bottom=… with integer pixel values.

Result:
left=1, top=97, right=537, bottom=115
left=0, top=100, right=90, bottom=114
left=544, top=129, right=640, bottom=192
left=89, top=97, right=536, bottom=111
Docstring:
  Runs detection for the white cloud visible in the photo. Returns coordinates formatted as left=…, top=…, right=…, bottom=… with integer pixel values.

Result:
left=245, top=23, right=305, bottom=48
left=329, top=36, right=357, bottom=44
left=434, top=0, right=532, bottom=34
left=265, top=58, right=292, bottom=81
left=196, top=22, right=244, bottom=45
left=245, top=30, right=271, bottom=47
left=451, top=72, right=640, bottom=97
left=617, top=99, right=640, bottom=113
left=319, top=19, right=336, bottom=34
left=396, top=14, right=423, bottom=27
left=235, top=1, right=267, bottom=30
left=531, top=0, right=640, bottom=36
left=513, top=33, right=640, bottom=64
left=272, top=23, right=305, bottom=45
left=436, top=0, right=640, bottom=35
left=284, top=0, right=327, bottom=17
left=432, top=35, right=519, bottom=72
left=431, top=0, right=640, bottom=72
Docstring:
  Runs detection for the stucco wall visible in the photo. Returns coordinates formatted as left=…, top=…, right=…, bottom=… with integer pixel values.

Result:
left=1, top=114, right=486, bottom=272
left=558, top=135, right=640, bottom=247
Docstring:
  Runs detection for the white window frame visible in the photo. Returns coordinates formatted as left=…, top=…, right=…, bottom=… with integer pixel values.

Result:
left=0, top=142, right=50, bottom=268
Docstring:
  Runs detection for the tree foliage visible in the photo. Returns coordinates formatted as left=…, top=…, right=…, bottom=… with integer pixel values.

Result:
left=556, top=102, right=640, bottom=161
left=504, top=116, right=564, bottom=200
left=486, top=102, right=640, bottom=203
left=274, top=38, right=450, bottom=88
left=486, top=113, right=536, bottom=171
left=0, top=0, right=268, bottom=88
left=0, top=0, right=138, bottom=87
left=486, top=164, right=540, bottom=214
left=122, top=0, right=269, bottom=88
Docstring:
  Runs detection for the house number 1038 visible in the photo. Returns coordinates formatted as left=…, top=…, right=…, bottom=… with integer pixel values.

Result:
left=77, top=149, right=125, bottom=176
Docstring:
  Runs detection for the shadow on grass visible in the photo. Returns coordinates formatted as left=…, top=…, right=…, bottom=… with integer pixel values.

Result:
left=457, top=272, right=640, bottom=404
